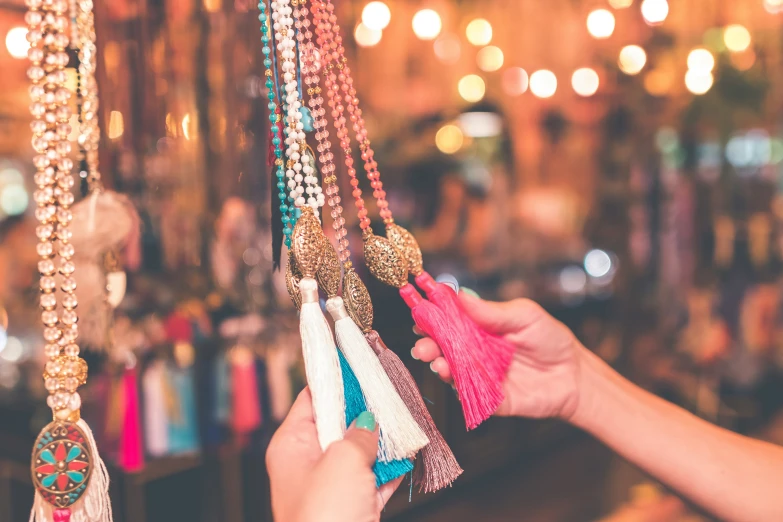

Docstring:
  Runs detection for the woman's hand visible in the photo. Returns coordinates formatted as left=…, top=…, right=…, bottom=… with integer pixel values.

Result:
left=412, top=292, right=585, bottom=420
left=266, top=388, right=402, bottom=522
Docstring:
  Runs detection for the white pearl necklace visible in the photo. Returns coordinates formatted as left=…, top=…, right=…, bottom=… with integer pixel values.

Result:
left=271, top=0, right=324, bottom=217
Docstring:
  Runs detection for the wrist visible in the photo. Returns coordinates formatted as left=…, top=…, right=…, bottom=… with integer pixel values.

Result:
left=566, top=344, right=615, bottom=431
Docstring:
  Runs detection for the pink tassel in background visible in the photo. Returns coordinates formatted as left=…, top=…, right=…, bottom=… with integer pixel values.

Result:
left=119, top=367, right=144, bottom=472
left=399, top=284, right=503, bottom=430
left=230, top=350, right=262, bottom=443
left=415, top=273, right=514, bottom=383
left=366, top=331, right=462, bottom=492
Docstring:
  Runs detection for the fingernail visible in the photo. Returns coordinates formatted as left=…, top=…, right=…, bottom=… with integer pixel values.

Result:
left=410, top=348, right=419, bottom=360
left=355, top=411, right=376, bottom=431
left=461, top=287, right=479, bottom=298
left=430, top=362, right=438, bottom=373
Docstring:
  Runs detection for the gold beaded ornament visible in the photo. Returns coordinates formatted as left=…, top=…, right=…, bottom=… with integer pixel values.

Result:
left=27, top=0, right=112, bottom=520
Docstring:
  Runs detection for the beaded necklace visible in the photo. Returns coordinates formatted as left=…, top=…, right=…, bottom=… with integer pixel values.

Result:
left=312, top=0, right=511, bottom=431
left=26, top=0, right=112, bottom=519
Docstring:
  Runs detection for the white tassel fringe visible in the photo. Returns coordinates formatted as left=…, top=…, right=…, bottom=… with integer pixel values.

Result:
left=298, top=278, right=346, bottom=451
left=326, top=297, right=429, bottom=462
left=29, top=420, right=113, bottom=522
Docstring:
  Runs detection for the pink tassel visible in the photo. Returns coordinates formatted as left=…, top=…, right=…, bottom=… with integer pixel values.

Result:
left=119, top=367, right=144, bottom=472
left=53, top=509, right=71, bottom=522
left=399, top=284, right=503, bottom=430
left=230, top=353, right=262, bottom=443
left=415, top=272, right=514, bottom=382
left=366, top=330, right=462, bottom=492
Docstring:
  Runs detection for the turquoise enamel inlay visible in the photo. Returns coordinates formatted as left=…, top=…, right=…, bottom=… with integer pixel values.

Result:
left=39, top=450, right=56, bottom=465
left=66, top=446, right=81, bottom=462
left=67, top=471, right=84, bottom=482
left=41, top=474, right=57, bottom=488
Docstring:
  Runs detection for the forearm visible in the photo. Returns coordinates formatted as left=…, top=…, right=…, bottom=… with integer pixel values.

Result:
left=571, top=347, right=783, bottom=522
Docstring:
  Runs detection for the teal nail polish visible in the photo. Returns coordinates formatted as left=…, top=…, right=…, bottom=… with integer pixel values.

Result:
left=355, top=411, right=376, bottom=431
left=410, top=348, right=419, bottom=360
left=461, top=287, right=479, bottom=298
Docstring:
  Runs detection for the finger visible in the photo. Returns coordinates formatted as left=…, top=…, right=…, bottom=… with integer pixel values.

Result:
left=281, top=387, right=315, bottom=426
left=323, top=411, right=379, bottom=468
left=377, top=476, right=404, bottom=509
left=412, top=337, right=442, bottom=362
left=458, top=293, right=545, bottom=335
left=412, top=325, right=425, bottom=337
left=430, top=357, right=453, bottom=382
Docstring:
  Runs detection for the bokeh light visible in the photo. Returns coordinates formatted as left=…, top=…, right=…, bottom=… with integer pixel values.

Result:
left=644, top=68, right=674, bottom=96
left=685, top=70, right=714, bottom=95
left=0, top=336, right=23, bottom=362
left=609, top=0, right=634, bottom=8
left=435, top=124, right=464, bottom=154
left=466, top=18, right=492, bottom=46
left=355, top=23, right=382, bottom=47
left=0, top=185, right=28, bottom=216
left=457, top=74, right=486, bottom=102
left=730, top=49, right=756, bottom=71
left=502, top=67, right=529, bottom=96
left=586, top=9, right=615, bottom=39
left=530, top=70, right=557, bottom=99
left=476, top=46, right=504, bottom=72
left=687, top=48, right=715, bottom=73
left=412, top=9, right=442, bottom=40
left=641, top=0, right=668, bottom=25
left=434, top=34, right=461, bottom=64
left=108, top=111, right=125, bottom=140
left=361, top=2, right=391, bottom=31
left=571, top=68, right=599, bottom=97
left=723, top=24, right=751, bottom=53
left=618, top=45, right=647, bottom=75
left=5, top=27, right=29, bottom=59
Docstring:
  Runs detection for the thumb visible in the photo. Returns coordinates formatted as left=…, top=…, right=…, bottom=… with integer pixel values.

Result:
left=323, top=411, right=379, bottom=469
left=459, top=292, right=545, bottom=335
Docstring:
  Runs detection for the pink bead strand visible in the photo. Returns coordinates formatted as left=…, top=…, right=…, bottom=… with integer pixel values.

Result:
left=294, top=1, right=351, bottom=263
left=312, top=2, right=371, bottom=231
left=313, top=0, right=392, bottom=224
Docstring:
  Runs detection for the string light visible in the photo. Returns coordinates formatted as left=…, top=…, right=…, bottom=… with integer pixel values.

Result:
left=723, top=24, right=751, bottom=53
left=434, top=34, right=461, bottom=64
left=685, top=70, right=713, bottom=95
left=5, top=27, right=29, bottom=59
left=641, top=0, right=668, bottom=25
left=355, top=22, right=382, bottom=47
left=466, top=18, right=492, bottom=46
left=458, top=74, right=486, bottom=102
left=571, top=68, right=599, bottom=97
left=609, top=0, right=634, bottom=8
left=362, top=2, right=391, bottom=31
left=530, top=70, right=557, bottom=99
left=618, top=45, right=647, bottom=75
left=412, top=9, right=442, bottom=40
left=586, top=9, right=615, bottom=39
left=476, top=46, right=504, bottom=72
left=502, top=67, right=529, bottom=96
left=435, top=125, right=464, bottom=154
left=687, top=48, right=715, bottom=73
left=764, top=0, right=783, bottom=14
left=730, top=49, right=756, bottom=71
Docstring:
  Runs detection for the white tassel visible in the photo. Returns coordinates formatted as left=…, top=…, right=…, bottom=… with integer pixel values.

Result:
left=298, top=277, right=346, bottom=451
left=326, top=297, right=429, bottom=462
left=29, top=421, right=113, bottom=522
left=142, top=361, right=169, bottom=457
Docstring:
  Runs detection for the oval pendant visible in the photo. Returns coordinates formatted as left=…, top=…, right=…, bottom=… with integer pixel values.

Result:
left=31, top=421, right=92, bottom=508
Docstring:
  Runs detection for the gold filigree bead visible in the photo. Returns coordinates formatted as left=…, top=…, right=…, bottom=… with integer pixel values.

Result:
left=386, top=223, right=424, bottom=277
left=292, top=206, right=326, bottom=277
left=343, top=268, right=374, bottom=333
left=363, top=232, right=409, bottom=289
left=285, top=251, right=303, bottom=310
left=316, top=237, right=340, bottom=297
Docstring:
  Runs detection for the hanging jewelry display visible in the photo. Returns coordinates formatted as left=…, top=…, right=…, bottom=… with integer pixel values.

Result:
left=26, top=0, right=112, bottom=519
left=290, top=0, right=459, bottom=488
left=290, top=5, right=428, bottom=463
left=265, top=0, right=346, bottom=452
left=68, top=0, right=139, bottom=351
left=311, top=0, right=507, bottom=429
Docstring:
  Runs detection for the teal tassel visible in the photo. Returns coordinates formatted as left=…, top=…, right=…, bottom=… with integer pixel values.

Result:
left=338, top=351, right=413, bottom=487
